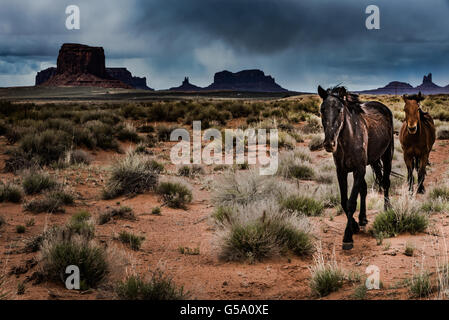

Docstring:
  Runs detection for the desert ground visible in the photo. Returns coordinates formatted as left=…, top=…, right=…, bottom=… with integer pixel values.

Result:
left=1, top=90, right=449, bottom=300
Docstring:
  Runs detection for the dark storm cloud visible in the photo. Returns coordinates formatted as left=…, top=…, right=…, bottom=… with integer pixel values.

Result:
left=1, top=0, right=449, bottom=90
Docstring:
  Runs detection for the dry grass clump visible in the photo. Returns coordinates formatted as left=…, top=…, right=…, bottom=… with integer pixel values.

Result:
left=437, top=126, right=449, bottom=140
left=309, top=246, right=345, bottom=297
left=21, top=170, right=58, bottom=195
left=116, top=271, right=188, bottom=300
left=102, top=150, right=160, bottom=199
left=64, top=149, right=92, bottom=165
left=98, top=206, right=136, bottom=225
left=213, top=170, right=287, bottom=207
left=371, top=189, right=428, bottom=238
left=214, top=199, right=314, bottom=263
left=277, top=149, right=315, bottom=180
left=0, top=182, right=23, bottom=203
left=24, top=189, right=74, bottom=213
left=156, top=179, right=193, bottom=209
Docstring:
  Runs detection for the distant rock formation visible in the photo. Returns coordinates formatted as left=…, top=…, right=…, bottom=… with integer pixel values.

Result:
left=359, top=73, right=449, bottom=95
left=35, top=67, right=56, bottom=86
left=205, top=69, right=288, bottom=92
left=169, top=77, right=203, bottom=91
left=36, top=44, right=132, bottom=89
left=36, top=66, right=152, bottom=90
left=415, top=73, right=442, bottom=92
left=106, top=68, right=153, bottom=90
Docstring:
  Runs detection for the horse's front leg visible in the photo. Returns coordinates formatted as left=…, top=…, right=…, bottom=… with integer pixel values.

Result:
left=417, top=154, right=429, bottom=194
left=358, top=177, right=368, bottom=227
left=342, top=168, right=365, bottom=250
left=404, top=154, right=414, bottom=194
left=336, top=168, right=353, bottom=250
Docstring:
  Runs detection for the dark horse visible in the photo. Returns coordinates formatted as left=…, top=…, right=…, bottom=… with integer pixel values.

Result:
left=399, top=92, right=435, bottom=194
left=318, top=86, right=394, bottom=250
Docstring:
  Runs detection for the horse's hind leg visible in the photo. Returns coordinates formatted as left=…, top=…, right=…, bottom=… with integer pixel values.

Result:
left=381, top=148, right=392, bottom=210
left=417, top=154, right=429, bottom=194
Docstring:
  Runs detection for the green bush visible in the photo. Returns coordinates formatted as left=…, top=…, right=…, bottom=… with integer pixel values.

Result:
left=98, top=206, right=136, bottom=225
left=280, top=195, right=324, bottom=216
left=116, top=272, right=187, bottom=300
left=156, top=181, right=193, bottom=209
left=40, top=237, right=108, bottom=289
left=102, top=152, right=160, bottom=199
left=222, top=220, right=313, bottom=262
left=371, top=209, right=428, bottom=238
left=118, top=231, right=145, bottom=251
left=0, top=183, right=23, bottom=203
left=409, top=272, right=432, bottom=298
left=16, top=225, right=26, bottom=233
left=309, top=263, right=344, bottom=297
left=24, top=190, right=74, bottom=213
left=22, top=171, right=57, bottom=195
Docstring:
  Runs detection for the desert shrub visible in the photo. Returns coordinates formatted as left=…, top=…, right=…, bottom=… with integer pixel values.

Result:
left=151, top=207, right=161, bottom=215
left=22, top=171, right=57, bottom=195
left=116, top=272, right=187, bottom=300
left=278, top=132, right=296, bottom=149
left=116, top=123, right=141, bottom=143
left=371, top=197, right=428, bottom=238
left=213, top=170, right=286, bottom=207
left=0, top=182, right=23, bottom=203
left=211, top=206, right=234, bottom=224
left=137, top=124, right=155, bottom=133
left=67, top=211, right=95, bottom=240
left=177, top=164, right=205, bottom=177
left=16, top=225, right=26, bottom=233
left=429, top=185, right=449, bottom=201
left=280, top=195, right=324, bottom=216
left=409, top=271, right=432, bottom=298
left=302, top=115, right=322, bottom=134
left=308, top=134, right=324, bottom=151
left=156, top=125, right=174, bottom=141
left=3, top=148, right=37, bottom=172
left=217, top=200, right=313, bottom=262
left=0, top=215, right=5, bottom=228
left=64, top=149, right=92, bottom=165
left=157, top=180, right=193, bottom=209
left=98, top=206, right=136, bottom=225
left=19, top=129, right=71, bottom=165
left=40, top=235, right=108, bottom=289
left=102, top=151, right=159, bottom=199
left=277, top=151, right=315, bottom=180
left=118, top=231, right=145, bottom=250
left=24, top=190, right=74, bottom=213
left=309, top=251, right=344, bottom=297
left=85, top=120, right=120, bottom=151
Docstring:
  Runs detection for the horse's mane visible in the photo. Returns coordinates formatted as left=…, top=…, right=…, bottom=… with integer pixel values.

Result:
left=328, top=86, right=363, bottom=113
left=405, top=93, right=425, bottom=102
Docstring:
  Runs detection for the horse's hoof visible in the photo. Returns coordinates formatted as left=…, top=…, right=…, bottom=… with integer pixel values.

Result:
left=359, top=219, right=368, bottom=227
left=342, top=242, right=354, bottom=250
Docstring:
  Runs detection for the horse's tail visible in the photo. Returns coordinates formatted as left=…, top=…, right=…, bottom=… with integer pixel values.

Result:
left=370, top=160, right=384, bottom=189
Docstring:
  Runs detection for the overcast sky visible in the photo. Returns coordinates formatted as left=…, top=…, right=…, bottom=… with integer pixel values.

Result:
left=1, top=0, right=449, bottom=91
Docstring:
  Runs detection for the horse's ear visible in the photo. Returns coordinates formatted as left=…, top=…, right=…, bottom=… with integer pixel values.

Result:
left=418, top=91, right=424, bottom=102
left=318, top=85, right=327, bottom=99
left=337, top=87, right=347, bottom=99
left=402, top=94, right=408, bottom=102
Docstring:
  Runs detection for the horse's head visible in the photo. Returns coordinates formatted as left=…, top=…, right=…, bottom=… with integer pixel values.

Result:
left=402, top=92, right=424, bottom=135
left=318, top=85, right=347, bottom=153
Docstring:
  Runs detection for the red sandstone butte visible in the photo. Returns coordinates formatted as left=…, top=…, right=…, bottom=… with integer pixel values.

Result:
left=40, top=43, right=131, bottom=89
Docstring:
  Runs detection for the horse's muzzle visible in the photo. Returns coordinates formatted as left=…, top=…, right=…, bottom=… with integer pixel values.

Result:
left=407, top=126, right=417, bottom=134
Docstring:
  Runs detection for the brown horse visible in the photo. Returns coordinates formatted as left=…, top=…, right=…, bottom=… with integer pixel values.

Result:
left=399, top=92, right=436, bottom=194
